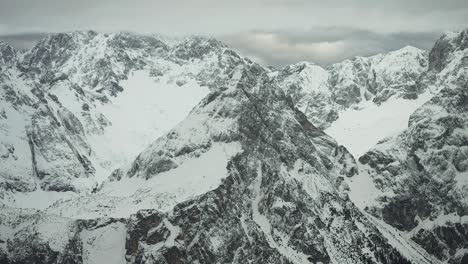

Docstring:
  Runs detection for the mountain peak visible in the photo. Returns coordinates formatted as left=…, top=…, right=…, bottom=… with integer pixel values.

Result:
left=172, top=35, right=226, bottom=60
left=280, top=61, right=323, bottom=74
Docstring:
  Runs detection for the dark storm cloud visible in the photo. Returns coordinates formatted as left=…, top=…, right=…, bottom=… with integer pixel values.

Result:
left=0, top=0, right=466, bottom=66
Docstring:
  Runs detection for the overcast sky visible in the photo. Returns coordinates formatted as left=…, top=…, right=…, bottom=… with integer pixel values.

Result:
left=1, top=0, right=467, bottom=67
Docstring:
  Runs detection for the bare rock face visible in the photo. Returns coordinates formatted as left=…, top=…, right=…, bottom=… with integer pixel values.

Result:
left=358, top=30, right=468, bottom=264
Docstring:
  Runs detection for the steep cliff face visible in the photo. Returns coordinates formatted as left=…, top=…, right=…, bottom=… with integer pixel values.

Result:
left=354, top=30, right=468, bottom=264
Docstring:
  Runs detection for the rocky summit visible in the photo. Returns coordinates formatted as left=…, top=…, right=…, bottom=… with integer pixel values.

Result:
left=0, top=29, right=467, bottom=264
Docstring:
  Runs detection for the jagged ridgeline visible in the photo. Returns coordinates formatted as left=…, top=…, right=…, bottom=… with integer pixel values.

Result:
left=0, top=29, right=467, bottom=263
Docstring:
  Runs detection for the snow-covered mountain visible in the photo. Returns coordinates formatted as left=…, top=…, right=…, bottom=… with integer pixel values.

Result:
left=0, top=31, right=252, bottom=207
left=343, top=29, right=468, bottom=264
left=0, top=29, right=467, bottom=263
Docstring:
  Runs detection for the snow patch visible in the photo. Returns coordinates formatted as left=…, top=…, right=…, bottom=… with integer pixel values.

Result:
left=47, top=142, right=242, bottom=219
left=80, top=222, right=127, bottom=264
left=344, top=164, right=385, bottom=210
left=325, top=92, right=433, bottom=158
left=89, top=70, right=210, bottom=181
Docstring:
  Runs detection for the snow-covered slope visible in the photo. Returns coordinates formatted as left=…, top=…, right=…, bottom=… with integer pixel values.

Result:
left=325, top=91, right=433, bottom=157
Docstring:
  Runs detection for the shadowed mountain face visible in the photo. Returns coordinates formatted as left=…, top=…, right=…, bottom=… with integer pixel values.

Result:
left=0, top=30, right=467, bottom=263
